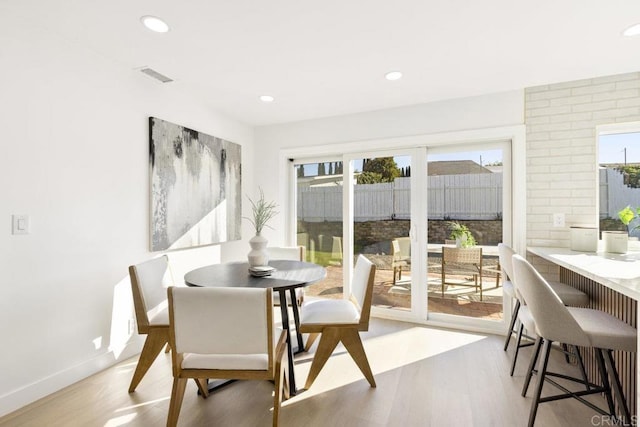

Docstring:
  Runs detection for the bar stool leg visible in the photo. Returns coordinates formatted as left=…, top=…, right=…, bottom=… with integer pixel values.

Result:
left=528, top=339, right=552, bottom=427
left=595, top=348, right=616, bottom=416
left=602, top=349, right=631, bottom=423
left=522, top=336, right=543, bottom=397
left=561, top=343, right=571, bottom=364
left=573, top=345, right=589, bottom=390
left=510, top=323, right=524, bottom=376
left=504, top=299, right=520, bottom=351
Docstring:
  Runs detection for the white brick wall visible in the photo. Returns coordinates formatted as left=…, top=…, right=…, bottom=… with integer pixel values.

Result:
left=525, top=72, right=640, bottom=279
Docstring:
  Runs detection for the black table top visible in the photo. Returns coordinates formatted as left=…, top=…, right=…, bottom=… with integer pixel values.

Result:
left=184, top=260, right=327, bottom=291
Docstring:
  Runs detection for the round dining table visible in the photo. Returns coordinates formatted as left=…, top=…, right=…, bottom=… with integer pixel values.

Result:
left=184, top=259, right=326, bottom=396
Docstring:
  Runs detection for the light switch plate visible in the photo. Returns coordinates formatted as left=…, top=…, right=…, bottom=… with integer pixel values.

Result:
left=12, top=214, right=30, bottom=235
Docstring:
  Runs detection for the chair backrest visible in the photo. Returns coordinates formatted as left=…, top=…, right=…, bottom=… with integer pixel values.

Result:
left=392, top=237, right=411, bottom=260
left=511, top=255, right=590, bottom=347
left=168, top=287, right=273, bottom=362
left=129, top=255, right=173, bottom=332
left=498, top=243, right=515, bottom=282
left=351, top=254, right=376, bottom=330
left=391, top=240, right=401, bottom=258
left=442, top=246, right=482, bottom=264
left=331, top=237, right=343, bottom=262
left=267, top=246, right=304, bottom=261
left=397, top=237, right=411, bottom=257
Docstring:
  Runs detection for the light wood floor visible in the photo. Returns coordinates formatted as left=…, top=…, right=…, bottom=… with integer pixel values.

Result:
left=0, top=318, right=606, bottom=427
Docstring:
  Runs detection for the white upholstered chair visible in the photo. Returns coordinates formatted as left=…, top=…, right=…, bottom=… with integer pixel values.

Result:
left=512, top=255, right=636, bottom=427
left=499, top=243, right=535, bottom=376
left=500, top=243, right=519, bottom=352
left=267, top=246, right=306, bottom=306
left=299, top=254, right=376, bottom=389
left=128, top=255, right=173, bottom=392
left=166, top=286, right=287, bottom=427
left=267, top=246, right=305, bottom=263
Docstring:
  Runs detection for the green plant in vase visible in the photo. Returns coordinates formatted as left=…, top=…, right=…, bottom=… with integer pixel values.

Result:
left=604, top=205, right=640, bottom=254
left=447, top=221, right=477, bottom=248
left=244, top=187, right=279, bottom=235
left=244, top=188, right=278, bottom=267
left=618, top=206, right=639, bottom=233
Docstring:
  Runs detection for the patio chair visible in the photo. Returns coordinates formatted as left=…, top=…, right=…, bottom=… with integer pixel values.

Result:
left=482, top=262, right=502, bottom=288
left=391, top=237, right=411, bottom=284
left=441, top=246, right=483, bottom=300
left=329, top=236, right=343, bottom=266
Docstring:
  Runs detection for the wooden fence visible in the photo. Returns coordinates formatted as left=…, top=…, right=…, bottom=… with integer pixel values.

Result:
left=600, top=168, right=640, bottom=220
left=298, top=168, right=638, bottom=227
left=297, top=174, right=503, bottom=222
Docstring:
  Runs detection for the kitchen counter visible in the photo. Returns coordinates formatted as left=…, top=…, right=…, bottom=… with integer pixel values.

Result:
left=528, top=246, right=640, bottom=300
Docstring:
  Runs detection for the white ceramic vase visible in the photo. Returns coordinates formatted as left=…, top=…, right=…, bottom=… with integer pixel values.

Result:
left=602, top=230, right=628, bottom=254
left=248, top=234, right=269, bottom=267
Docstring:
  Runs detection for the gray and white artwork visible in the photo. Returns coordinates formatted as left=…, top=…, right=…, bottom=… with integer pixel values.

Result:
left=149, top=117, right=241, bottom=251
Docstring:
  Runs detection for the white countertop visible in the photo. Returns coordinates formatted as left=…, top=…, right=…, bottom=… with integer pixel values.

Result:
left=528, top=246, right=640, bottom=301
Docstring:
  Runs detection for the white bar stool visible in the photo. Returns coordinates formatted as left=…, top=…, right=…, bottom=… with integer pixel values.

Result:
left=500, top=243, right=589, bottom=375
left=512, top=254, right=637, bottom=427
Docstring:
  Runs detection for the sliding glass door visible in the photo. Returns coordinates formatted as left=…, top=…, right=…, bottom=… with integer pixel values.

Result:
left=292, top=139, right=511, bottom=327
left=425, top=145, right=506, bottom=323
left=294, top=159, right=344, bottom=300
left=347, top=151, right=416, bottom=316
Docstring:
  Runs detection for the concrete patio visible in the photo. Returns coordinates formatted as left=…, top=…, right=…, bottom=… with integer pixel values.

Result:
left=303, top=255, right=504, bottom=321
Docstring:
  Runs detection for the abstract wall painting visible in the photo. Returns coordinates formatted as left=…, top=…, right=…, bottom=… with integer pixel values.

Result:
left=149, top=117, right=242, bottom=251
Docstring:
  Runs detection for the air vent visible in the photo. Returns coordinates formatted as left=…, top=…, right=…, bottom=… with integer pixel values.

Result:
left=139, top=67, right=173, bottom=83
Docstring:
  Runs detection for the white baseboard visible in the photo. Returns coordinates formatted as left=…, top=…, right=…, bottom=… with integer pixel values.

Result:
left=0, top=342, right=142, bottom=418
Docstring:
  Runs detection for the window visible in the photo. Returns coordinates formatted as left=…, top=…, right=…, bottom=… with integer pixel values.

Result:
left=598, top=130, right=640, bottom=237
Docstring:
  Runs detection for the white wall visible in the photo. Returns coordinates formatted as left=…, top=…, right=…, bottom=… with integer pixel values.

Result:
left=0, top=15, right=254, bottom=415
left=255, top=90, right=524, bottom=243
left=525, top=72, right=640, bottom=279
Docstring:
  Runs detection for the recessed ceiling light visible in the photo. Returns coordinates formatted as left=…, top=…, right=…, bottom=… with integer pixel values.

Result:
left=385, top=71, right=403, bottom=81
left=141, top=16, right=170, bottom=33
left=260, top=95, right=275, bottom=103
left=623, top=23, right=640, bottom=37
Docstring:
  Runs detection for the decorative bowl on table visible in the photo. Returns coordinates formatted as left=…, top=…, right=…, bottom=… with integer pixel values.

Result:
left=249, top=265, right=276, bottom=277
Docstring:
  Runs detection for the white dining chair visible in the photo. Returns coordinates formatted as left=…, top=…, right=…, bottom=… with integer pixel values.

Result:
left=127, top=255, right=173, bottom=392
left=299, top=254, right=376, bottom=389
left=166, top=286, right=287, bottom=427
left=267, top=246, right=306, bottom=306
